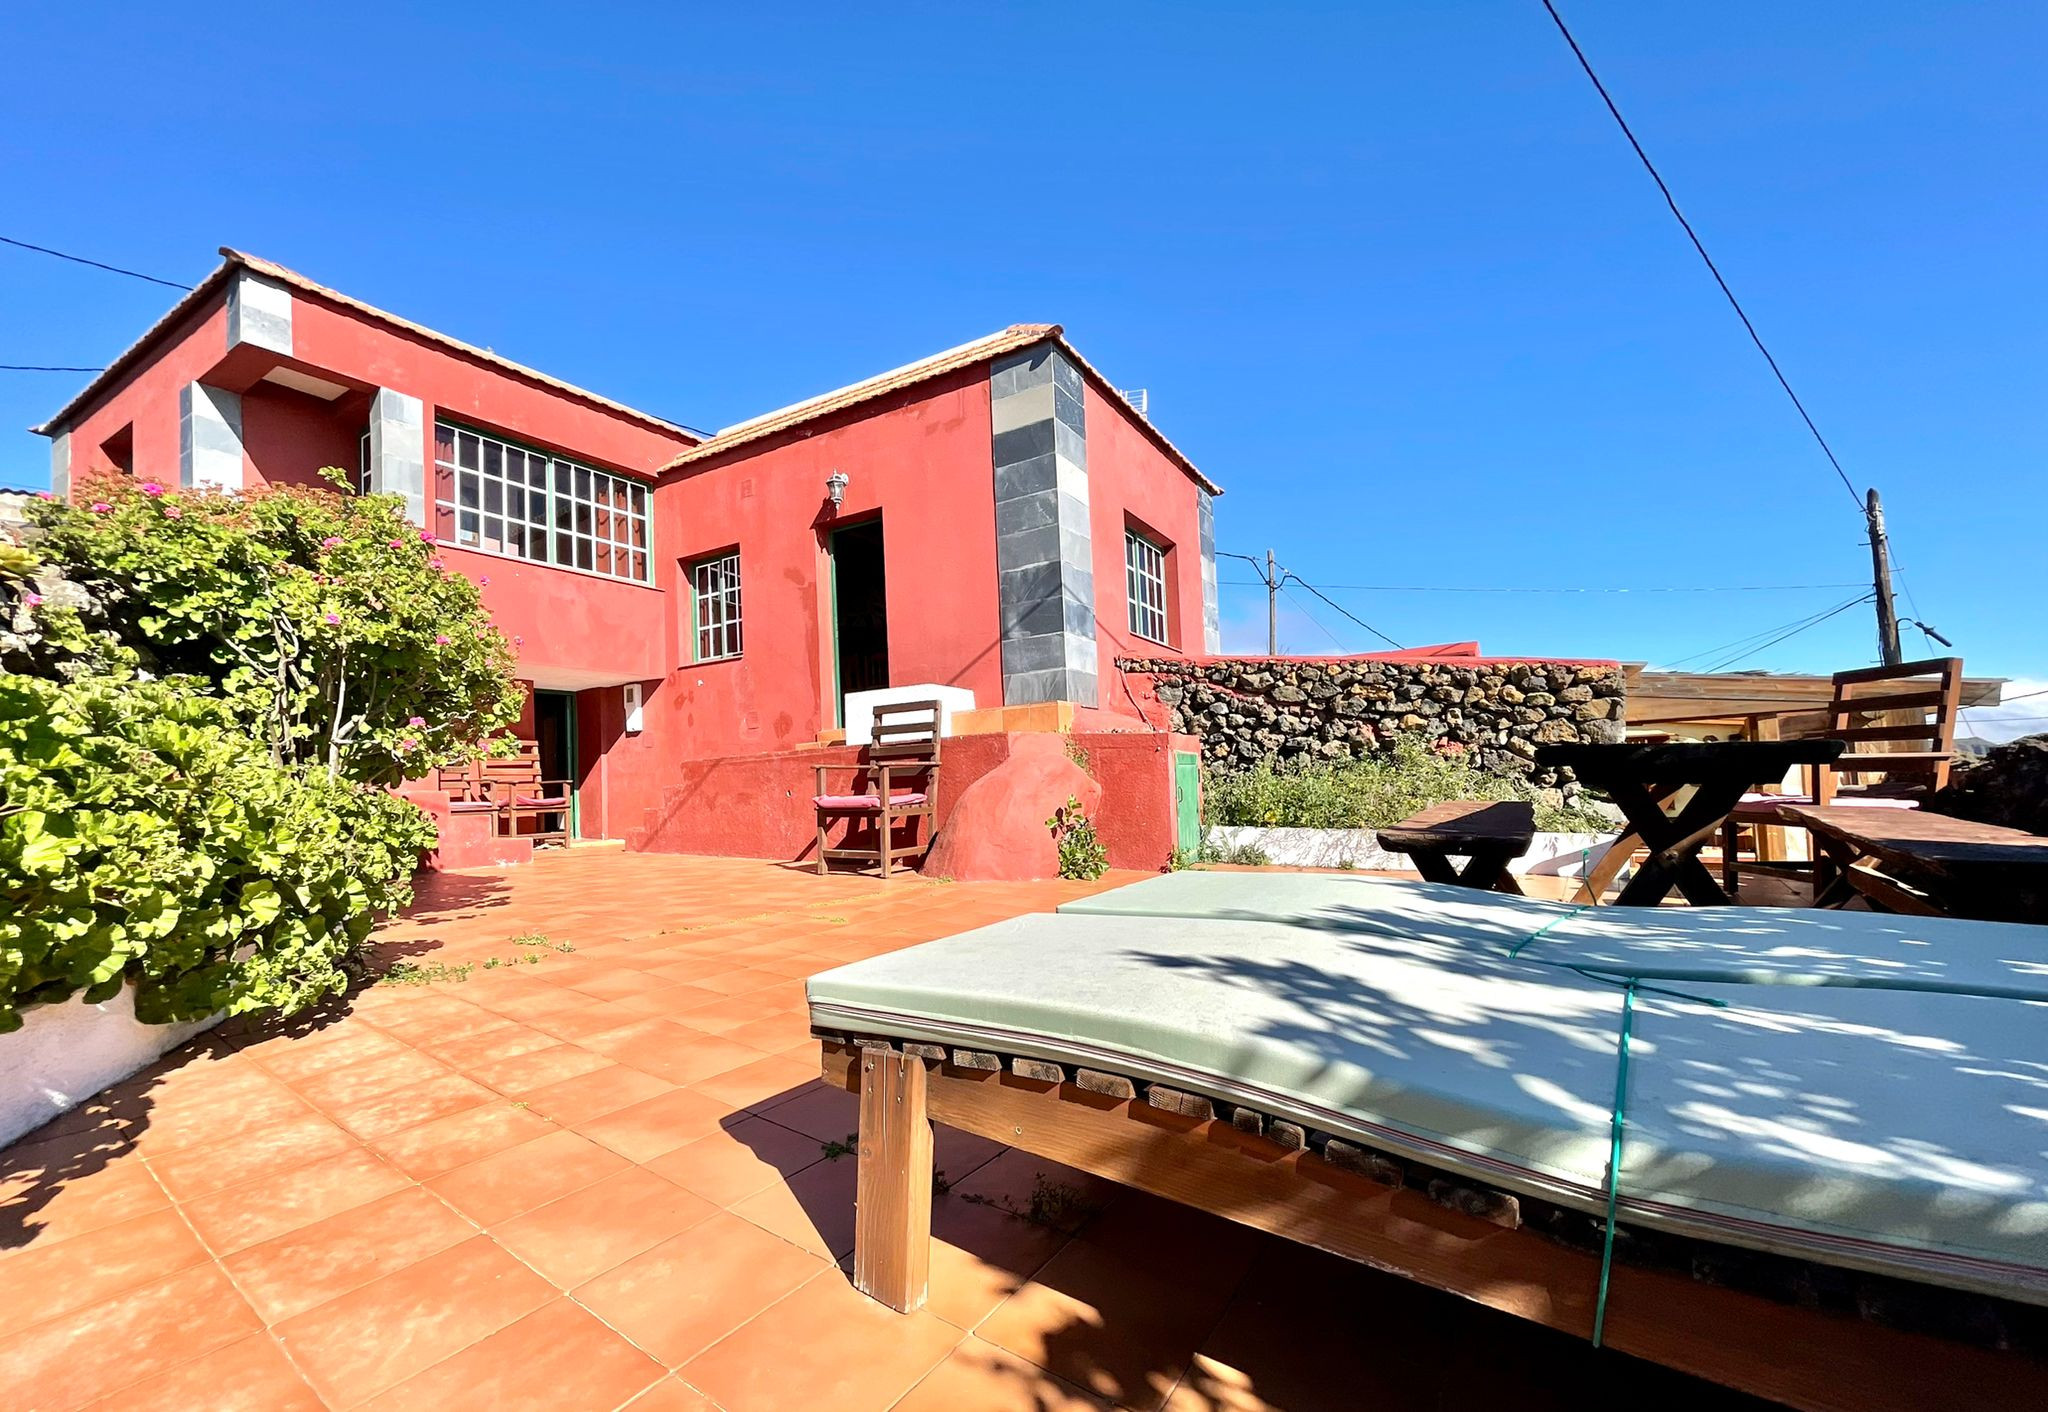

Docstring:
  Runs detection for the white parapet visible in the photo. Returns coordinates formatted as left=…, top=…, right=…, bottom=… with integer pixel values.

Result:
left=843, top=684, right=976, bottom=746
left=0, top=987, right=220, bottom=1148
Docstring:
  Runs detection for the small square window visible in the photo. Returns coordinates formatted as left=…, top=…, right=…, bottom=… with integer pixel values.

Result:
left=692, top=552, right=743, bottom=661
left=1125, top=530, right=1170, bottom=645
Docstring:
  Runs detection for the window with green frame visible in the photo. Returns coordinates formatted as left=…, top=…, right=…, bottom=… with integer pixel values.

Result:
left=691, top=551, right=743, bottom=660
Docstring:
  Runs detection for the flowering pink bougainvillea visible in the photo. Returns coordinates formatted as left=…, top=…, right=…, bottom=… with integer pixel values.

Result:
left=90, top=502, right=112, bottom=514
left=479, top=575, right=490, bottom=587
left=428, top=558, right=445, bottom=571
left=407, top=715, right=426, bottom=728
left=419, top=530, right=437, bottom=543
left=163, top=507, right=183, bottom=519
left=324, top=612, right=341, bottom=625
left=434, top=633, right=451, bottom=645
left=321, top=536, right=343, bottom=549
left=23, top=591, right=45, bottom=607
left=139, top=482, right=165, bottom=498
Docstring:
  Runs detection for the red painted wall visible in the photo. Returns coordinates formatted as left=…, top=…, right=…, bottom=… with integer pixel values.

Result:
left=1080, top=383, right=1210, bottom=709
left=55, top=300, right=230, bottom=487
left=649, top=366, right=1004, bottom=759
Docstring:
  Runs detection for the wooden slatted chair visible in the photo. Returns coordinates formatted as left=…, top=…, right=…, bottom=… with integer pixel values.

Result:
left=1722, top=657, right=1964, bottom=898
left=481, top=742, right=573, bottom=848
left=813, top=700, right=941, bottom=879
left=430, top=757, right=502, bottom=820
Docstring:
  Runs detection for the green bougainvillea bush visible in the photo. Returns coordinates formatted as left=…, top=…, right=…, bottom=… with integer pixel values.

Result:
left=0, top=675, right=435, bottom=1031
left=0, top=472, right=521, bottom=1031
left=27, top=472, right=522, bottom=784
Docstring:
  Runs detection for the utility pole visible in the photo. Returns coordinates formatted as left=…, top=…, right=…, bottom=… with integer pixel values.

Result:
left=1266, top=548, right=1279, bottom=655
left=1865, top=488, right=1902, bottom=667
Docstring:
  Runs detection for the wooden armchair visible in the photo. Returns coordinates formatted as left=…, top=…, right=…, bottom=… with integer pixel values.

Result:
left=1722, top=657, right=1964, bottom=896
left=480, top=742, right=574, bottom=848
left=430, top=757, right=499, bottom=817
left=812, top=700, right=941, bottom=879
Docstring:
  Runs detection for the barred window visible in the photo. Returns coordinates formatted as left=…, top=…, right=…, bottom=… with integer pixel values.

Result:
left=692, top=553, right=743, bottom=661
left=1125, top=530, right=1169, bottom=645
left=433, top=422, right=650, bottom=583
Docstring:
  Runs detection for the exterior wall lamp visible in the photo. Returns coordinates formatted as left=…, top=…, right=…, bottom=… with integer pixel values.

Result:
left=825, top=470, right=849, bottom=511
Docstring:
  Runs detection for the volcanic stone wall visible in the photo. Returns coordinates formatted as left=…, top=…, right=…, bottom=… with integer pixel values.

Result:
left=1120, top=656, right=1626, bottom=782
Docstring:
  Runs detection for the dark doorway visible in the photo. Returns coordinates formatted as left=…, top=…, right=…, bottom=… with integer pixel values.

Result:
left=831, top=518, right=889, bottom=725
left=531, top=690, right=578, bottom=839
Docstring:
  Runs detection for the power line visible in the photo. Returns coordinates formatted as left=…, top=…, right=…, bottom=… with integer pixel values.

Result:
left=1278, top=585, right=1348, bottom=651
left=1656, top=592, right=1872, bottom=670
left=1537, top=1, right=1863, bottom=515
left=0, top=235, right=194, bottom=291
left=1, top=363, right=105, bottom=372
left=1702, top=594, right=1874, bottom=673
left=1281, top=571, right=1406, bottom=651
left=1219, top=579, right=1865, bottom=595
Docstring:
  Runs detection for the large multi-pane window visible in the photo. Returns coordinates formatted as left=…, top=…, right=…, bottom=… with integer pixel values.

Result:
left=1125, top=529, right=1170, bottom=645
left=434, top=422, right=650, bottom=583
left=692, top=552, right=743, bottom=661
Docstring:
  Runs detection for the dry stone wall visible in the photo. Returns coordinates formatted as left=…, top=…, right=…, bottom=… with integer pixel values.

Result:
left=1120, top=656, right=1626, bottom=786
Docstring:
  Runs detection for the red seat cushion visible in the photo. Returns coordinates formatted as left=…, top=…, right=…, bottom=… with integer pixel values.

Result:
left=812, top=792, right=928, bottom=811
left=514, top=795, right=568, bottom=808
left=448, top=800, right=498, bottom=813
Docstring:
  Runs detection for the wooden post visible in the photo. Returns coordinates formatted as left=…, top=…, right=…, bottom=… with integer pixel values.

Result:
left=1866, top=488, right=1902, bottom=667
left=853, top=1048, right=932, bottom=1312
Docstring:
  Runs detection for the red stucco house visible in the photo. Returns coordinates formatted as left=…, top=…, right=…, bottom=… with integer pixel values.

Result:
left=35, top=249, right=1220, bottom=870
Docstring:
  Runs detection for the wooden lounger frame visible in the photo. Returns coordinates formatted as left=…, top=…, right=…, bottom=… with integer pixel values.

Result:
left=818, top=1035, right=2047, bottom=1412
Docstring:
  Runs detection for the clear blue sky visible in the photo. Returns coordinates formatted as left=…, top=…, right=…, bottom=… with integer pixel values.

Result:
left=4, top=3, right=2042, bottom=719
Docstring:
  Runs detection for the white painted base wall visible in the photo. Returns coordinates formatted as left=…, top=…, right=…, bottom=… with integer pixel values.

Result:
left=842, top=685, right=975, bottom=746
left=1206, top=825, right=1621, bottom=881
left=0, top=987, right=220, bottom=1149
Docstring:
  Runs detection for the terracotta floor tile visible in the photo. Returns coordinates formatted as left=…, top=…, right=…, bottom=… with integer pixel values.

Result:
left=894, top=1336, right=1110, bottom=1412
left=680, top=1267, right=962, bottom=1412
left=180, top=1146, right=411, bottom=1255
left=466, top=1041, right=612, bottom=1095
left=720, top=1010, right=819, bottom=1054
left=144, top=1112, right=355, bottom=1204
left=610, top=1031, right=772, bottom=1088
left=947, top=1147, right=1121, bottom=1234
left=1, top=1156, right=167, bottom=1254
left=975, top=1234, right=1246, bottom=1412
left=493, top=1167, right=718, bottom=1288
left=750, top=1079, right=858, bottom=1141
left=530, top=1001, right=651, bottom=1043
left=321, top=1071, right=499, bottom=1141
left=357, top=1298, right=665, bottom=1412
left=521, top=1062, right=674, bottom=1125
left=369, top=1099, right=556, bottom=1180
left=124, top=1081, right=315, bottom=1158
left=224, top=1185, right=477, bottom=1325
left=79, top=1331, right=323, bottom=1412
left=416, top=1021, right=557, bottom=1071
left=925, top=1193, right=1076, bottom=1332
left=427, top=1128, right=631, bottom=1226
left=728, top=1148, right=859, bottom=1260
left=620, top=1378, right=723, bottom=1412
left=690, top=967, right=789, bottom=997
left=248, top=1024, right=409, bottom=1085
left=574, top=1210, right=829, bottom=1367
left=274, top=1235, right=553, bottom=1407
left=645, top=1115, right=827, bottom=1208
left=576, top=1086, right=736, bottom=1162
left=0, top=1207, right=208, bottom=1333
left=0, top=1262, right=261, bottom=1411
left=285, top=1049, right=451, bottom=1112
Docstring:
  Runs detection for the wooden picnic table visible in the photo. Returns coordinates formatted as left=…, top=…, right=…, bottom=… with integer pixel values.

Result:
left=1535, top=739, right=1845, bottom=907
left=1778, top=803, right=2048, bottom=922
left=1378, top=800, right=1535, bottom=895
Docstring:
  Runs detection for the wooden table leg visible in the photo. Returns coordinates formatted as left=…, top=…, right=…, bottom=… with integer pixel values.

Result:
left=853, top=1048, right=933, bottom=1313
left=1612, top=780, right=1746, bottom=907
left=1406, top=848, right=1462, bottom=886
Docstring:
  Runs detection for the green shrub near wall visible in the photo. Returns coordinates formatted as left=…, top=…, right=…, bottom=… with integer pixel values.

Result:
left=0, top=474, right=521, bottom=1032
left=1202, top=736, right=1612, bottom=834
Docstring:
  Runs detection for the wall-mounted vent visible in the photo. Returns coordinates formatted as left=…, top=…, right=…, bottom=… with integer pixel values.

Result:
left=1118, top=388, right=1150, bottom=418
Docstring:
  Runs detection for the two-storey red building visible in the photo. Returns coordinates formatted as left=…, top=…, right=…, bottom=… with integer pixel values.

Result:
left=35, top=249, right=1220, bottom=870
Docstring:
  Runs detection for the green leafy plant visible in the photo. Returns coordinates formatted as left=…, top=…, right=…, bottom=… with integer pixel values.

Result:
left=1199, top=836, right=1273, bottom=867
left=27, top=473, right=522, bottom=784
left=1202, top=735, right=1611, bottom=833
left=1045, top=796, right=1108, bottom=881
left=1, top=675, right=435, bottom=1030
left=380, top=958, right=474, bottom=986
left=821, top=1132, right=858, bottom=1161
left=512, top=931, right=574, bottom=953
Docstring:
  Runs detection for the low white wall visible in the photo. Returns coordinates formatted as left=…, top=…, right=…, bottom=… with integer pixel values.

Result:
left=1206, top=825, right=1619, bottom=880
left=0, top=986, right=220, bottom=1149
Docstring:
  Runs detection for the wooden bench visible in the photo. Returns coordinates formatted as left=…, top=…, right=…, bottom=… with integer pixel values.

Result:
left=1378, top=800, right=1535, bottom=895
left=1778, top=803, right=2048, bottom=922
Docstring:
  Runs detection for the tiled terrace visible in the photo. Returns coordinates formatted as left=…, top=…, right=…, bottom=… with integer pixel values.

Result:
left=2, top=852, right=1748, bottom=1411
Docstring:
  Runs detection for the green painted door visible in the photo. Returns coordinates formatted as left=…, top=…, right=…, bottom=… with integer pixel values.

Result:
left=1173, top=750, right=1202, bottom=856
